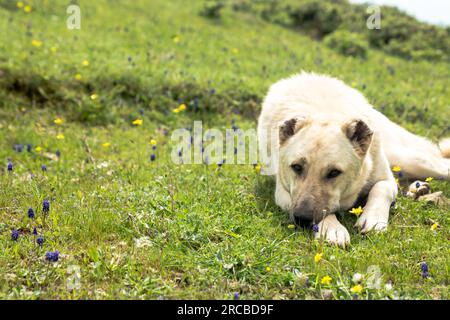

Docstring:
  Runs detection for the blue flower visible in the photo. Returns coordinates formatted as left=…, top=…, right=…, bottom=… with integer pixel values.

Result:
left=422, top=271, right=429, bottom=279
left=233, top=292, right=240, bottom=300
left=27, top=144, right=32, bottom=152
left=178, top=149, right=183, bottom=157
left=45, top=250, right=59, bottom=262
left=55, top=149, right=61, bottom=158
left=415, top=182, right=420, bottom=188
left=150, top=154, right=156, bottom=161
left=37, top=236, right=44, bottom=246
left=421, top=262, right=428, bottom=272
left=390, top=200, right=396, bottom=208
left=33, top=227, right=38, bottom=235
left=41, top=164, right=47, bottom=171
left=45, top=251, right=54, bottom=261
left=14, top=144, right=23, bottom=152
left=42, top=199, right=50, bottom=214
left=312, top=224, right=319, bottom=233
left=11, top=230, right=19, bottom=241
left=7, top=162, right=13, bottom=172
left=28, top=207, right=35, bottom=219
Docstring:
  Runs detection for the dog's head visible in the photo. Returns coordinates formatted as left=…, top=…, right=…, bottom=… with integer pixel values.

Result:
left=278, top=116, right=373, bottom=226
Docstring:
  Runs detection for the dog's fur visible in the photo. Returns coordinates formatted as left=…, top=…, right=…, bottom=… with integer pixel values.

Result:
left=257, top=72, right=450, bottom=247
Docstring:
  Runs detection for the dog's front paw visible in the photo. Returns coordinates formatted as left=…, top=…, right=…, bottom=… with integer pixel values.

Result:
left=315, top=215, right=350, bottom=248
left=354, top=211, right=388, bottom=234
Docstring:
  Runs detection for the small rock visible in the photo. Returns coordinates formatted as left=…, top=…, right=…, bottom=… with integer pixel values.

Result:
left=418, top=192, right=449, bottom=206
left=321, top=289, right=333, bottom=300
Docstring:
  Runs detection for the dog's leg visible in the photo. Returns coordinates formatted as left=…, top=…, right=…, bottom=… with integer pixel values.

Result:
left=389, top=148, right=450, bottom=180
left=355, top=179, right=397, bottom=233
left=315, top=214, right=350, bottom=248
left=275, top=180, right=291, bottom=212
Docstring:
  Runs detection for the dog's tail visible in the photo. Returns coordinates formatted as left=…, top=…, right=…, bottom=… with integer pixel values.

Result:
left=439, top=138, right=450, bottom=158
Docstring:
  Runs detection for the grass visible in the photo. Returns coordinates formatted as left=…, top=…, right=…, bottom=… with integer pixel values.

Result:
left=0, top=0, right=449, bottom=299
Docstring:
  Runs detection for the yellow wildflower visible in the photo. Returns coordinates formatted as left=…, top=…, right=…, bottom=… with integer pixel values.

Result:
left=150, top=139, right=157, bottom=146
left=75, top=73, right=82, bottom=81
left=320, top=275, right=332, bottom=285
left=31, top=39, right=42, bottom=48
left=172, top=108, right=181, bottom=113
left=102, top=142, right=111, bottom=148
left=35, top=146, right=43, bottom=153
left=265, top=266, right=271, bottom=272
left=349, top=206, right=363, bottom=216
left=173, top=35, right=180, bottom=43
left=314, top=252, right=323, bottom=263
left=54, top=118, right=63, bottom=125
left=17, top=2, right=24, bottom=8
left=351, top=284, right=363, bottom=294
left=82, top=59, right=90, bottom=67
left=288, top=224, right=295, bottom=229
left=425, top=177, right=433, bottom=182
left=254, top=164, right=261, bottom=174
left=50, top=46, right=58, bottom=53
left=351, top=81, right=357, bottom=87
left=90, top=94, right=98, bottom=100
left=132, top=119, right=143, bottom=126
left=56, top=134, right=65, bottom=140
left=430, top=223, right=438, bottom=231
left=24, top=5, right=31, bottom=12
left=392, top=165, right=401, bottom=172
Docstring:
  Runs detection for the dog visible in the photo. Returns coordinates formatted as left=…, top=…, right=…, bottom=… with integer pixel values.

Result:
left=257, top=72, right=450, bottom=247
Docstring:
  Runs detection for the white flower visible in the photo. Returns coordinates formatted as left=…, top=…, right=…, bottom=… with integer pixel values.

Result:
left=352, top=273, right=363, bottom=283
left=134, top=236, right=153, bottom=248
left=385, top=282, right=393, bottom=291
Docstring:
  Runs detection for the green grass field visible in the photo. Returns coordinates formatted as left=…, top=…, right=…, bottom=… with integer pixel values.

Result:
left=0, top=0, right=449, bottom=299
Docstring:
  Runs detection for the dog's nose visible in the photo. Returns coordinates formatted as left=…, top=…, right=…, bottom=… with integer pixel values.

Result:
left=294, top=215, right=313, bottom=228
left=294, top=216, right=312, bottom=228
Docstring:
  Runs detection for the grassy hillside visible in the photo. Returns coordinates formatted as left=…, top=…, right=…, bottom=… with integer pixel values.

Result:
left=0, top=0, right=449, bottom=299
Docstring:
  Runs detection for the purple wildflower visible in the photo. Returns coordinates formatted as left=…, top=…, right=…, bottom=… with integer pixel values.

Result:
left=45, top=250, right=59, bottom=262
left=233, top=292, right=240, bottom=300
left=37, top=236, right=44, bottom=246
left=33, top=227, right=38, bottom=235
left=421, top=262, right=428, bottom=272
left=7, top=162, right=13, bottom=172
left=28, top=207, right=35, bottom=219
left=55, top=149, right=61, bottom=158
left=41, top=164, right=47, bottom=171
left=312, top=224, right=319, bottom=233
left=42, top=199, right=50, bottom=214
left=11, top=230, right=19, bottom=241
left=27, top=144, right=32, bottom=152
left=150, top=154, right=156, bottom=161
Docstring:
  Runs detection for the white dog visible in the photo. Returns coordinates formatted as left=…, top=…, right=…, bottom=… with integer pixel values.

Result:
left=257, top=72, right=450, bottom=247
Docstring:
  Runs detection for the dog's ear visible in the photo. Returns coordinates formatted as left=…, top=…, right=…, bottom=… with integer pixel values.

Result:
left=279, top=117, right=309, bottom=145
left=343, top=119, right=373, bottom=156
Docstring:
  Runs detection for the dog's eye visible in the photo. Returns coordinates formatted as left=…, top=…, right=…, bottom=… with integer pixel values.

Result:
left=326, top=169, right=342, bottom=179
left=291, top=164, right=303, bottom=175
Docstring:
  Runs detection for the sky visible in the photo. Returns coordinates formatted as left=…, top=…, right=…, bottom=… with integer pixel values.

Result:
left=349, top=0, right=450, bottom=26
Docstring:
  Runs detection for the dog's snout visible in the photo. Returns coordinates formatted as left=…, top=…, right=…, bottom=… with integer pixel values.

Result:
left=294, top=215, right=313, bottom=228
left=293, top=208, right=314, bottom=228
